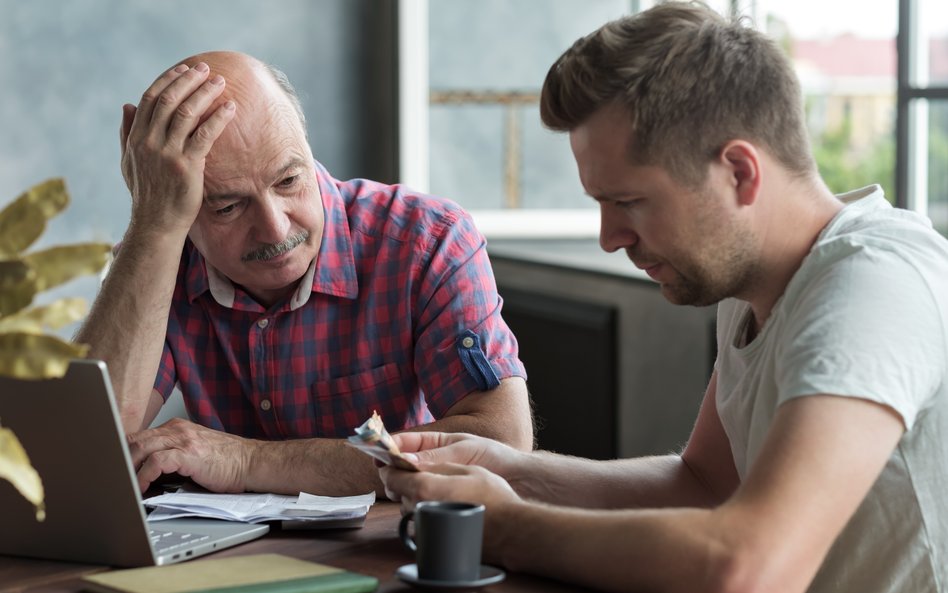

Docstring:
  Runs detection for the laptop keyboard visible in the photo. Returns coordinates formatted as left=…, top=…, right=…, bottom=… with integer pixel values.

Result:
left=149, top=528, right=211, bottom=554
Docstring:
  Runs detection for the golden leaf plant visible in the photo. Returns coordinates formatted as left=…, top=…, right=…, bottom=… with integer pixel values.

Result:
left=0, top=178, right=111, bottom=520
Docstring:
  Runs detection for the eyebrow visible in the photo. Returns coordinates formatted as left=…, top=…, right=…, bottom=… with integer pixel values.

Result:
left=204, top=158, right=309, bottom=205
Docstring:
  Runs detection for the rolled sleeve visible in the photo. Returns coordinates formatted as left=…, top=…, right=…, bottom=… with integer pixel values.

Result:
left=412, top=210, right=527, bottom=416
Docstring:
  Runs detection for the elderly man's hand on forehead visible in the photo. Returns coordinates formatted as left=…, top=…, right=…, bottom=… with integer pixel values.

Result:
left=119, top=62, right=236, bottom=238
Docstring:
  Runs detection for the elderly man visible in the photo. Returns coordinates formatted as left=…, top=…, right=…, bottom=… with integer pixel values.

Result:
left=76, top=51, right=533, bottom=496
left=380, top=3, right=948, bottom=592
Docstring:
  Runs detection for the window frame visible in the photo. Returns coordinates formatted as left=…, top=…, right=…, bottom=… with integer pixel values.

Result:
left=896, top=0, right=948, bottom=214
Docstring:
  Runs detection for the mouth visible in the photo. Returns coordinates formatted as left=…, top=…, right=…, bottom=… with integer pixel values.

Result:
left=630, top=256, right=663, bottom=281
left=640, top=263, right=663, bottom=280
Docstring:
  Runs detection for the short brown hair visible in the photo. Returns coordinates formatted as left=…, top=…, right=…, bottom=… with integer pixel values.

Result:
left=540, top=1, right=815, bottom=186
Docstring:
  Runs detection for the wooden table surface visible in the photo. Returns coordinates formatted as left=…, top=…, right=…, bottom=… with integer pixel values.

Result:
left=0, top=502, right=594, bottom=592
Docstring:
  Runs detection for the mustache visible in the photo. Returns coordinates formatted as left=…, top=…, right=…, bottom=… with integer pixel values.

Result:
left=241, top=231, right=310, bottom=262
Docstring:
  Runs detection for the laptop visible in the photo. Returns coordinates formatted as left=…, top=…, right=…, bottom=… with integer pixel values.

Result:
left=0, top=359, right=268, bottom=567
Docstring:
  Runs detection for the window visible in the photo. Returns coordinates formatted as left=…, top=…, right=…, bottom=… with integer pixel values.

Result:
left=897, top=0, right=948, bottom=235
left=767, top=1, right=898, bottom=203
left=402, top=1, right=944, bottom=238
left=399, top=0, right=636, bottom=238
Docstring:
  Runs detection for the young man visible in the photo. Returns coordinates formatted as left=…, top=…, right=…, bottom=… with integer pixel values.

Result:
left=379, top=3, right=948, bottom=591
left=75, top=51, right=533, bottom=497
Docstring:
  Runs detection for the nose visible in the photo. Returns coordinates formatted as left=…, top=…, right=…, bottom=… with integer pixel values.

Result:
left=253, top=194, right=292, bottom=244
left=598, top=204, right=637, bottom=253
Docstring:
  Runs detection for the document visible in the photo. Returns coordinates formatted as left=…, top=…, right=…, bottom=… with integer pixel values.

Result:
left=143, top=489, right=375, bottom=524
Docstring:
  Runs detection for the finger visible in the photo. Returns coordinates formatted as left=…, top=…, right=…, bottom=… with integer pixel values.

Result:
left=120, top=103, right=136, bottom=153
left=183, top=99, right=236, bottom=157
left=379, top=464, right=419, bottom=499
left=165, top=73, right=228, bottom=148
left=129, top=63, right=190, bottom=141
left=126, top=426, right=185, bottom=468
left=144, top=63, right=212, bottom=140
left=379, top=467, right=402, bottom=501
left=393, top=431, right=466, bottom=453
left=136, top=450, right=185, bottom=493
left=422, top=462, right=479, bottom=477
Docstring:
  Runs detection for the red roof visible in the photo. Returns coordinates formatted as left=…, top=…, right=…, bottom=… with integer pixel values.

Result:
left=792, top=35, right=895, bottom=78
left=793, top=35, right=948, bottom=81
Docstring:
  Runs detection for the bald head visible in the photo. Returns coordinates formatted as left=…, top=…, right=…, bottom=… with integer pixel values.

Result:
left=177, top=51, right=307, bottom=135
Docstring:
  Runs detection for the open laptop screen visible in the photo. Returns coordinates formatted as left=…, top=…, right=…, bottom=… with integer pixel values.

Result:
left=0, top=359, right=266, bottom=566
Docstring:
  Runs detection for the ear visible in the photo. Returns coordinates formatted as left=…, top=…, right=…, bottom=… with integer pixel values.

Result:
left=717, top=140, right=761, bottom=206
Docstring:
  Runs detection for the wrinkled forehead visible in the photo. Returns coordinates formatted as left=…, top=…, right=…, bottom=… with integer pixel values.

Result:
left=203, top=99, right=311, bottom=191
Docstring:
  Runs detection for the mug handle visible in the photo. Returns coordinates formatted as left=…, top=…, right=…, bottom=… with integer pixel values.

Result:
left=398, top=511, right=417, bottom=552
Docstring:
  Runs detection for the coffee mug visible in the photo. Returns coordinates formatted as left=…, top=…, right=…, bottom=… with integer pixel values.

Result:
left=398, top=501, right=485, bottom=582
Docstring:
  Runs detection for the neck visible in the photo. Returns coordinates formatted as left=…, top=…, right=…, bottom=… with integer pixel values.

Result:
left=744, top=178, right=842, bottom=330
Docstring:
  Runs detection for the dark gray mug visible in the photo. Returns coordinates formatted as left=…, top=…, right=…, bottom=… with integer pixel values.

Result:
left=398, top=501, right=485, bottom=582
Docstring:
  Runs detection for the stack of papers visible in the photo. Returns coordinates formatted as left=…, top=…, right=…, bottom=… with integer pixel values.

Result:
left=143, top=489, right=375, bottom=525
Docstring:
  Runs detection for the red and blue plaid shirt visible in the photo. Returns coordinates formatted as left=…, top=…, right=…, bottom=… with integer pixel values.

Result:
left=155, top=161, right=525, bottom=439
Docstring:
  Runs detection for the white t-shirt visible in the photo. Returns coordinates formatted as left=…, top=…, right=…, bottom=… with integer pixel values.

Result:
left=715, top=185, right=948, bottom=592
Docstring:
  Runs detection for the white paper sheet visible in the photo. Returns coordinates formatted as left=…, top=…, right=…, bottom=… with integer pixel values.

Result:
left=143, top=489, right=375, bottom=524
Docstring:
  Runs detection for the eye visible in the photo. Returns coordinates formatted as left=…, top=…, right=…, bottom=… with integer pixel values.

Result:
left=278, top=175, right=299, bottom=188
left=215, top=203, right=238, bottom=216
left=615, top=198, right=642, bottom=209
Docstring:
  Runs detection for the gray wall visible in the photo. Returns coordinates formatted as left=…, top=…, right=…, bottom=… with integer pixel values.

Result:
left=0, top=0, right=396, bottom=309
left=487, top=240, right=717, bottom=457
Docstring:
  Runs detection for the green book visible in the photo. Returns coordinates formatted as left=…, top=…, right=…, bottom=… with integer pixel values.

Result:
left=81, top=554, right=378, bottom=593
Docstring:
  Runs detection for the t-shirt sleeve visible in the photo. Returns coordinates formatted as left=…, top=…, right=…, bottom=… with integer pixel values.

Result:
left=411, top=209, right=526, bottom=417
left=775, top=245, right=946, bottom=430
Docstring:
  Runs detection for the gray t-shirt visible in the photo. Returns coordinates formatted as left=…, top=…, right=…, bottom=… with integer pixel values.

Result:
left=716, top=185, right=948, bottom=592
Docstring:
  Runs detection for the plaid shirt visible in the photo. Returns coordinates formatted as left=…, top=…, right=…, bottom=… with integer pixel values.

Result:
left=155, top=160, right=526, bottom=439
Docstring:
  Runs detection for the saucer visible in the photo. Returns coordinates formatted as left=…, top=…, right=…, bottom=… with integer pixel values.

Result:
left=396, top=563, right=506, bottom=590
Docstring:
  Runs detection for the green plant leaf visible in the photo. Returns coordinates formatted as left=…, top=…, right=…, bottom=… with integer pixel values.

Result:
left=0, top=178, right=69, bottom=259
left=0, top=276, right=36, bottom=318
left=0, top=259, right=33, bottom=290
left=0, top=259, right=37, bottom=317
left=0, top=298, right=88, bottom=333
left=0, top=332, right=88, bottom=380
left=0, top=426, right=45, bottom=521
left=22, top=243, right=112, bottom=293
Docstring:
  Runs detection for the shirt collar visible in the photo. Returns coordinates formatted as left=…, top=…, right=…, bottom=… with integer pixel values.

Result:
left=184, top=159, right=359, bottom=310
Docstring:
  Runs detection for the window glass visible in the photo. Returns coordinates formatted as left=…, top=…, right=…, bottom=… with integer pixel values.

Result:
left=427, top=0, right=632, bottom=223
left=927, top=100, right=948, bottom=235
left=767, top=1, right=898, bottom=199
left=919, top=0, right=948, bottom=86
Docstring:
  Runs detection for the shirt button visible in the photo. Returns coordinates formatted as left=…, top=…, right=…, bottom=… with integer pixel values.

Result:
left=257, top=318, right=269, bottom=329
left=461, top=336, right=475, bottom=348
left=260, top=399, right=272, bottom=411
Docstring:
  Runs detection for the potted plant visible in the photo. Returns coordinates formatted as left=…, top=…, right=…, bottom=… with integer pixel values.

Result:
left=0, top=178, right=111, bottom=520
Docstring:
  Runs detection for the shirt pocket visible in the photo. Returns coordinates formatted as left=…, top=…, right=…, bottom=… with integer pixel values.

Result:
left=310, top=362, right=406, bottom=437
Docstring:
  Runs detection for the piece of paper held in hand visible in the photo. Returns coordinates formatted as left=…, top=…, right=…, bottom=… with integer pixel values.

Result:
left=347, top=411, right=420, bottom=471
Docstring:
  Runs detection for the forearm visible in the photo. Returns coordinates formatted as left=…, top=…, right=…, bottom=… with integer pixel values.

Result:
left=491, top=501, right=736, bottom=593
left=75, top=228, right=186, bottom=432
left=505, top=452, right=723, bottom=509
left=417, top=377, right=534, bottom=451
left=245, top=437, right=382, bottom=496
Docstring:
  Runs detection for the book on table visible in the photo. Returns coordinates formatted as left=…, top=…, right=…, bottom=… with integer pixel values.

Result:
left=81, top=553, right=379, bottom=593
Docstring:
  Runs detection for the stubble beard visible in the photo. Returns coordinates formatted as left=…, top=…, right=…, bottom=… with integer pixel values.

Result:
left=662, top=220, right=760, bottom=308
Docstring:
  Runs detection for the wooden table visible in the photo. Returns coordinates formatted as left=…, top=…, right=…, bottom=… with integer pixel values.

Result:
left=0, top=502, right=593, bottom=592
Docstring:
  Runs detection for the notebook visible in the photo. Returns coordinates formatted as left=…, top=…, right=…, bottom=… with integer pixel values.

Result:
left=82, top=553, right=379, bottom=593
left=0, top=359, right=268, bottom=567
